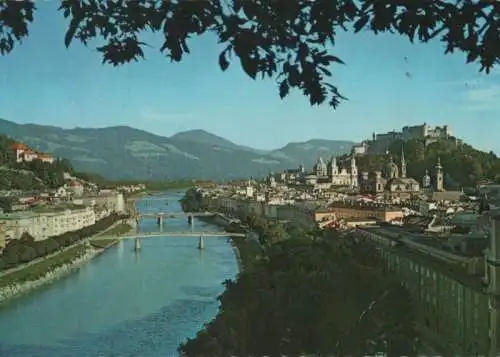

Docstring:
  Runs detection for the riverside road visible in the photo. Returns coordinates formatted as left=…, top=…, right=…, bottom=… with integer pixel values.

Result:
left=0, top=190, right=239, bottom=357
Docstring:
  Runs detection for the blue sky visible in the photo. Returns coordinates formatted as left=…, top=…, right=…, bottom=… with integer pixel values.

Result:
left=0, top=2, right=499, bottom=152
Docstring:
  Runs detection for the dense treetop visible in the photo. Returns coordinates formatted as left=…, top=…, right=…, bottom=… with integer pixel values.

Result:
left=179, top=230, right=418, bottom=357
left=179, top=189, right=418, bottom=356
left=1, top=0, right=498, bottom=109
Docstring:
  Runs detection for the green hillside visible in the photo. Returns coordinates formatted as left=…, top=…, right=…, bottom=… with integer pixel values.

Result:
left=0, top=134, right=80, bottom=190
left=354, top=138, right=500, bottom=188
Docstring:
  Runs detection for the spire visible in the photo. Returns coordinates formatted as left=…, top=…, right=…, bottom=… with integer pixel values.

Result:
left=436, top=155, right=442, bottom=170
left=400, top=145, right=407, bottom=178
left=328, top=155, right=337, bottom=167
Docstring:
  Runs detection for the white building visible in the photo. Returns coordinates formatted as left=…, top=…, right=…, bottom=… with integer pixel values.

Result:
left=10, top=143, right=55, bottom=164
left=0, top=206, right=96, bottom=241
left=70, top=181, right=85, bottom=197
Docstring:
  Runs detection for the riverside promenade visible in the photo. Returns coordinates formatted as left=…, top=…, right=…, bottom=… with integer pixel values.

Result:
left=0, top=220, right=123, bottom=279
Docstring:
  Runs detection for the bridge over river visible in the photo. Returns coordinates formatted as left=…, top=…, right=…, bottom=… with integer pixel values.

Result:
left=96, top=230, right=246, bottom=251
left=105, top=203, right=246, bottom=251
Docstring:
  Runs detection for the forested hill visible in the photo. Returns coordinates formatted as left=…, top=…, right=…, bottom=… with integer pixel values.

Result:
left=0, top=134, right=92, bottom=190
left=354, top=138, right=500, bottom=188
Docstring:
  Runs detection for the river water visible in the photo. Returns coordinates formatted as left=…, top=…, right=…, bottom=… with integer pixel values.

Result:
left=0, top=192, right=239, bottom=357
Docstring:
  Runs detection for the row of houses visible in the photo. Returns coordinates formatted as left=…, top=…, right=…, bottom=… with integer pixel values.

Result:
left=200, top=189, right=406, bottom=227
left=0, top=204, right=116, bottom=244
left=0, top=192, right=127, bottom=245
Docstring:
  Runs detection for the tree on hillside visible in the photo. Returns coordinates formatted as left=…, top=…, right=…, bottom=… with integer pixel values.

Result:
left=1, top=1, right=498, bottom=110
left=0, top=134, right=16, bottom=165
left=354, top=138, right=500, bottom=187
left=179, top=236, right=419, bottom=357
left=0, top=197, right=13, bottom=213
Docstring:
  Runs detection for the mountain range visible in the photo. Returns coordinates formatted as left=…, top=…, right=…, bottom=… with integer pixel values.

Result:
left=0, top=118, right=355, bottom=180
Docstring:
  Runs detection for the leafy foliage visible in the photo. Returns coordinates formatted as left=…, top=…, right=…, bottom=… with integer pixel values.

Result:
left=0, top=196, right=14, bottom=212
left=179, top=234, right=418, bottom=357
left=1, top=1, right=499, bottom=109
left=17, top=158, right=75, bottom=189
left=0, top=134, right=16, bottom=165
left=355, top=138, right=500, bottom=187
left=0, top=243, right=88, bottom=289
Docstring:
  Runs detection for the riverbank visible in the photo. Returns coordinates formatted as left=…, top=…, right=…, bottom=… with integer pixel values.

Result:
left=91, top=239, right=120, bottom=250
left=0, top=244, right=102, bottom=304
left=0, top=219, right=126, bottom=304
left=196, top=215, right=261, bottom=272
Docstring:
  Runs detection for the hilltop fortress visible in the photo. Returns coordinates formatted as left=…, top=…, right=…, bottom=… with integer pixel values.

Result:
left=351, top=123, right=453, bottom=155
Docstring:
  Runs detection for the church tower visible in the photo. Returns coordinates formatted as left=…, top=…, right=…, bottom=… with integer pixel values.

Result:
left=350, top=156, right=358, bottom=187
left=400, top=146, right=407, bottom=178
left=246, top=178, right=254, bottom=198
left=327, top=155, right=339, bottom=182
left=299, top=162, right=305, bottom=174
left=422, top=170, right=431, bottom=189
left=435, top=156, right=444, bottom=192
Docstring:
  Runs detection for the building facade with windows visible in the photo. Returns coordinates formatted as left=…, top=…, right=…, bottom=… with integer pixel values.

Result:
left=0, top=207, right=96, bottom=241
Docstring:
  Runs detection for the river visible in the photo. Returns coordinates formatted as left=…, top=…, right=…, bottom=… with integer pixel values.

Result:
left=0, top=191, right=239, bottom=357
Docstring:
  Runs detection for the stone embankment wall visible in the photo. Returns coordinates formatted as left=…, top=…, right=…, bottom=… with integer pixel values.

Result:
left=0, top=246, right=102, bottom=304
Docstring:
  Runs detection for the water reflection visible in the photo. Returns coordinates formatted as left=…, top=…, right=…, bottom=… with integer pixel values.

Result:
left=117, top=239, right=124, bottom=260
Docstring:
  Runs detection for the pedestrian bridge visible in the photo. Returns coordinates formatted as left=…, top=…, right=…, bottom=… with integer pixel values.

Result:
left=136, top=211, right=216, bottom=218
left=97, top=231, right=246, bottom=240
left=95, top=230, right=246, bottom=251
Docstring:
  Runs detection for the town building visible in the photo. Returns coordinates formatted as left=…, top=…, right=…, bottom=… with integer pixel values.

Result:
left=355, top=216, right=500, bottom=357
left=363, top=123, right=453, bottom=154
left=323, top=203, right=404, bottom=223
left=270, top=155, right=359, bottom=190
left=70, top=181, right=84, bottom=197
left=0, top=206, right=96, bottom=241
left=360, top=149, right=421, bottom=199
left=10, top=143, right=55, bottom=164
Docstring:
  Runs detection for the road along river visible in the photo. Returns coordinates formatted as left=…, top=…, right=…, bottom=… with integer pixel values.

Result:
left=0, top=191, right=239, bottom=357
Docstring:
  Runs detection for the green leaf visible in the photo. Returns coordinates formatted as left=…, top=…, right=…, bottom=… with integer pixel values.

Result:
left=240, top=56, right=257, bottom=79
left=325, top=55, right=345, bottom=65
left=219, top=49, right=230, bottom=71
left=279, top=81, right=289, bottom=99
left=354, top=15, right=370, bottom=33
left=64, top=18, right=81, bottom=48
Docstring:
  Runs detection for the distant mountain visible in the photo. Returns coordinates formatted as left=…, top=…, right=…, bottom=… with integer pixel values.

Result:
left=170, top=129, right=245, bottom=151
left=268, top=139, right=355, bottom=164
left=0, top=119, right=355, bottom=180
